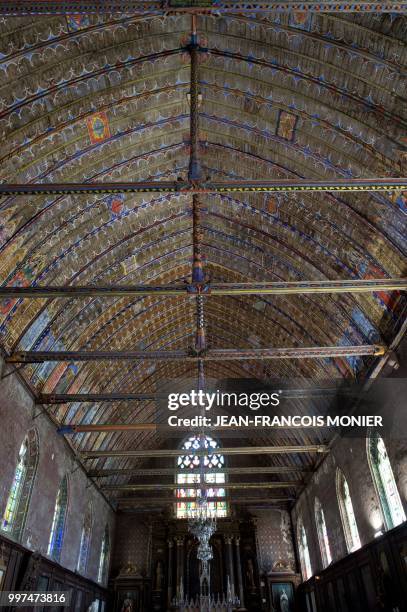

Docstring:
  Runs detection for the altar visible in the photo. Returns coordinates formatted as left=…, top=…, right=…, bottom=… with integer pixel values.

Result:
left=142, top=516, right=264, bottom=611
left=109, top=563, right=151, bottom=612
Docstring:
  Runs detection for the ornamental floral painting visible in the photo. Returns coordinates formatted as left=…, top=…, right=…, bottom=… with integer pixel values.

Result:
left=86, top=112, right=111, bottom=145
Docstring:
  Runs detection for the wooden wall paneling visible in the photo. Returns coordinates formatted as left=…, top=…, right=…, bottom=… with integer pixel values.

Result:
left=297, top=523, right=407, bottom=612
left=0, top=535, right=107, bottom=612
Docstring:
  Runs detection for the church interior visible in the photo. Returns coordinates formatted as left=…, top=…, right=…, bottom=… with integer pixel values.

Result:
left=0, top=2, right=406, bottom=611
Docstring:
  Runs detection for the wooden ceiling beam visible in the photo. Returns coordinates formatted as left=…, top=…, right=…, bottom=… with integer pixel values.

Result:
left=7, top=344, right=385, bottom=363
left=39, top=386, right=363, bottom=405
left=88, top=466, right=311, bottom=477
left=1, top=278, right=405, bottom=300
left=82, top=444, right=328, bottom=459
left=102, top=481, right=302, bottom=491
left=0, top=178, right=406, bottom=196
left=40, top=393, right=158, bottom=403
left=116, top=496, right=294, bottom=507
left=57, top=423, right=328, bottom=434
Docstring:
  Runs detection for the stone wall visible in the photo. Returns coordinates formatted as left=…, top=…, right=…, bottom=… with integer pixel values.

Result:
left=253, top=508, right=296, bottom=574
left=111, top=508, right=298, bottom=584
left=291, top=341, right=407, bottom=577
left=111, top=513, right=151, bottom=577
left=0, top=357, right=115, bottom=583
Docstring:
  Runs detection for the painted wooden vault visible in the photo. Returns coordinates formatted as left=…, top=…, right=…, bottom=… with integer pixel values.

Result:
left=0, top=8, right=406, bottom=509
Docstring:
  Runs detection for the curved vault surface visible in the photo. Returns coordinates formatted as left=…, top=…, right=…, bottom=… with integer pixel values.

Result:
left=0, top=11, right=406, bottom=498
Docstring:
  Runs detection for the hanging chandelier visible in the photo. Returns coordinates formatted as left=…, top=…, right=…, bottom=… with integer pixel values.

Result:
left=187, top=424, right=217, bottom=561
left=188, top=495, right=217, bottom=560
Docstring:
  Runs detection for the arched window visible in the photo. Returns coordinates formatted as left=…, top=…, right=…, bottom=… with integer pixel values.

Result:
left=98, top=525, right=110, bottom=585
left=336, top=468, right=361, bottom=553
left=1, top=428, right=39, bottom=541
left=176, top=434, right=227, bottom=519
left=77, top=501, right=93, bottom=574
left=47, top=475, right=68, bottom=562
left=367, top=433, right=406, bottom=530
left=297, top=517, right=312, bottom=581
left=314, top=497, right=332, bottom=568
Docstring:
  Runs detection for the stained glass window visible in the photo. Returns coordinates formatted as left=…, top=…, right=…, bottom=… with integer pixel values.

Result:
left=98, top=525, right=110, bottom=585
left=2, top=440, right=27, bottom=533
left=77, top=501, right=93, bottom=574
left=47, top=476, right=68, bottom=562
left=297, top=517, right=312, bottom=581
left=176, top=434, right=227, bottom=519
left=314, top=497, right=332, bottom=568
left=367, top=433, right=406, bottom=531
left=1, top=429, right=39, bottom=541
left=336, top=468, right=361, bottom=553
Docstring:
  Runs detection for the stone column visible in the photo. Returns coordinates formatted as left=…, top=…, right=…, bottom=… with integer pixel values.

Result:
left=167, top=538, right=174, bottom=608
left=224, top=536, right=235, bottom=597
left=175, top=536, right=185, bottom=596
left=234, top=537, right=245, bottom=609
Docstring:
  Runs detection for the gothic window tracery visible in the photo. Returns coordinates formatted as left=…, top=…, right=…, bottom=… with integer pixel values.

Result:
left=176, top=434, right=227, bottom=519
left=98, top=525, right=110, bottom=585
left=77, top=501, right=93, bottom=574
left=1, top=429, right=39, bottom=541
left=336, top=468, right=361, bottom=552
left=47, top=475, right=68, bottom=562
left=314, top=497, right=332, bottom=568
left=297, top=517, right=312, bottom=581
left=367, top=433, right=406, bottom=531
